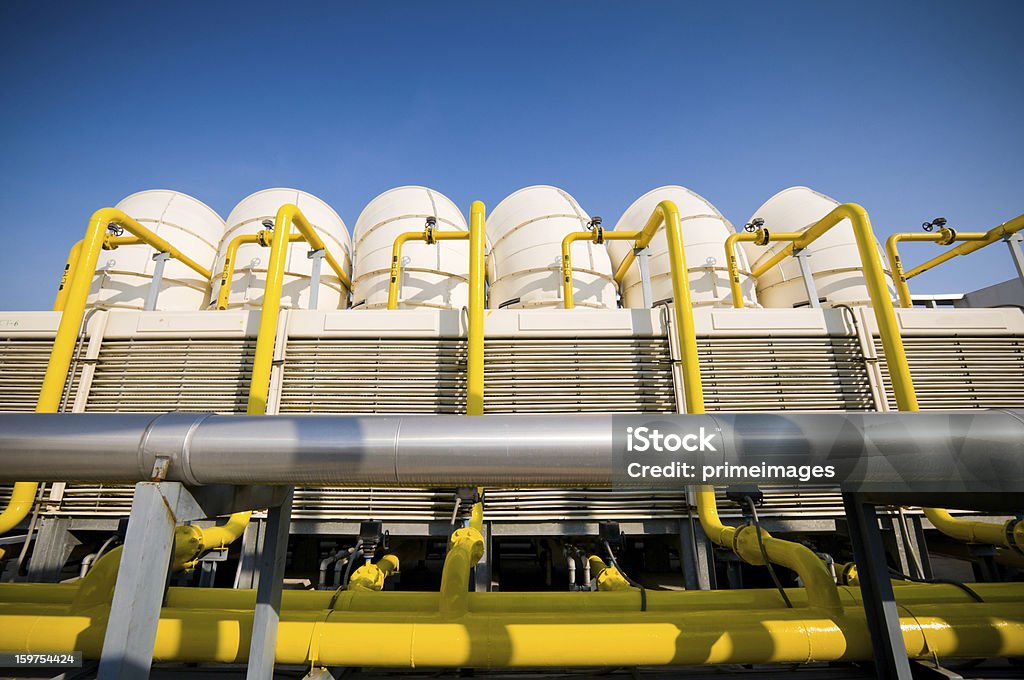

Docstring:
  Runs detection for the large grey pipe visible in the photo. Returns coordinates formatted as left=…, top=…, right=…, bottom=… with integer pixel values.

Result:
left=0, top=411, right=1022, bottom=495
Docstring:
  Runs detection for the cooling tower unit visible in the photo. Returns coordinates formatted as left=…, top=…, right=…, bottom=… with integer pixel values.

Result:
left=86, top=190, right=224, bottom=311
left=741, top=186, right=896, bottom=308
left=212, top=189, right=353, bottom=310
left=608, top=186, right=758, bottom=308
left=486, top=186, right=616, bottom=309
left=352, top=187, right=469, bottom=309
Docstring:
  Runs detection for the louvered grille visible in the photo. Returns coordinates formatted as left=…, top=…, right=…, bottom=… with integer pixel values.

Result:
left=0, top=339, right=55, bottom=412
left=280, top=339, right=466, bottom=414
left=700, top=336, right=875, bottom=412
left=51, top=339, right=255, bottom=517
left=83, top=339, right=255, bottom=413
left=485, top=339, right=676, bottom=413
left=877, top=336, right=1024, bottom=410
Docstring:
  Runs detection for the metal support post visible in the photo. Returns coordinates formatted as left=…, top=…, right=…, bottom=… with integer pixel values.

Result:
left=245, top=488, right=294, bottom=680
left=794, top=248, right=821, bottom=308
left=26, top=517, right=79, bottom=582
left=234, top=518, right=265, bottom=589
left=98, top=482, right=203, bottom=680
left=474, top=520, right=491, bottom=592
left=842, top=493, right=912, bottom=680
left=144, top=252, right=171, bottom=311
left=635, top=248, right=653, bottom=308
left=1006, top=232, right=1024, bottom=283
left=307, top=249, right=325, bottom=310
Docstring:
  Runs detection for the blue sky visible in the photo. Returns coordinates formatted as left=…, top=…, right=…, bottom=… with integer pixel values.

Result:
left=1, top=1, right=1021, bottom=310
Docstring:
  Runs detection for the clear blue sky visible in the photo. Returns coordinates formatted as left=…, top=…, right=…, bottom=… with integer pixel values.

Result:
left=1, top=1, right=1021, bottom=310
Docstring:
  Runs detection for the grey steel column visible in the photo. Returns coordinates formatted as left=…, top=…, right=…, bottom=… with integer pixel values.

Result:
left=842, top=493, right=912, bottom=680
left=98, top=482, right=199, bottom=680
left=794, top=249, right=821, bottom=308
left=245, top=488, right=294, bottom=680
left=635, top=248, right=653, bottom=308
left=307, top=250, right=325, bottom=310
left=144, top=252, right=171, bottom=311
left=1006, top=233, right=1024, bottom=284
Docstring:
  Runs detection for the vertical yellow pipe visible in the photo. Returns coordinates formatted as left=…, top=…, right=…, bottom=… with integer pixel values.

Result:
left=467, top=201, right=486, bottom=417
left=54, top=240, right=83, bottom=311
left=386, top=232, right=424, bottom=310
left=559, top=232, right=595, bottom=309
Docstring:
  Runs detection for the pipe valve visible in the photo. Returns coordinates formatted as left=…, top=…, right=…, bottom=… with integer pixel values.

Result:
left=424, top=216, right=437, bottom=244
left=745, top=217, right=765, bottom=233
left=922, top=217, right=947, bottom=232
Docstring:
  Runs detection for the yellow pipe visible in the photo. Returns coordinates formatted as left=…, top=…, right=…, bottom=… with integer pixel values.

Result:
left=588, top=556, right=634, bottom=592
left=0, top=208, right=219, bottom=535
left=723, top=229, right=802, bottom=309
left=53, top=240, right=83, bottom=310
left=923, top=508, right=1024, bottom=551
left=560, top=230, right=642, bottom=308
left=467, top=201, right=486, bottom=417
left=0, top=601, right=1020, bottom=666
left=386, top=230, right=470, bottom=310
left=885, top=229, right=987, bottom=308
left=348, top=554, right=400, bottom=591
left=6, top=580, right=1023, bottom=612
left=439, top=525, right=485, bottom=617
left=215, top=230, right=303, bottom=310
left=902, top=213, right=1024, bottom=280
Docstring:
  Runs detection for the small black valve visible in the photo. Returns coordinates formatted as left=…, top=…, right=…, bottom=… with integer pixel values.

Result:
left=106, top=222, right=125, bottom=237
left=587, top=216, right=602, bottom=231
left=922, top=217, right=947, bottom=232
left=261, top=218, right=274, bottom=230
left=745, top=217, right=765, bottom=233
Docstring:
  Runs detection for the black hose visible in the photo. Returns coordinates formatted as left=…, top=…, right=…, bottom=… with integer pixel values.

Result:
left=602, top=539, right=647, bottom=611
left=745, top=496, right=793, bottom=609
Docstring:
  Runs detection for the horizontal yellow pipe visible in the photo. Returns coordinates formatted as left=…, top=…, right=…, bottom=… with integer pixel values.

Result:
left=885, top=229, right=990, bottom=307
left=0, top=602, right=1020, bottom=666
left=723, top=228, right=801, bottom=308
left=6, top=581, right=1022, bottom=612
left=924, top=508, right=1024, bottom=551
left=903, top=213, right=1024, bottom=280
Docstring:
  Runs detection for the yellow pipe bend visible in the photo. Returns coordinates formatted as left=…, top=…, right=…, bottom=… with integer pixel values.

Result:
left=903, top=213, right=1024, bottom=280
left=348, top=554, right=400, bottom=591
left=588, top=556, right=634, bottom=592
left=1, top=207, right=222, bottom=536
left=215, top=230, right=301, bottom=310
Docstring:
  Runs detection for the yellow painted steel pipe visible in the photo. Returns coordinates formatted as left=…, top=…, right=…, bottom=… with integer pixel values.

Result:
left=386, top=230, right=469, bottom=309
left=348, top=554, right=400, bottom=591
left=749, top=204, right=918, bottom=411
left=439, top=525, right=485, bottom=617
left=0, top=601, right=1021, bottom=666
left=695, top=484, right=842, bottom=611
left=467, top=201, right=486, bottom=417
left=0, top=208, right=216, bottom=536
left=588, top=556, right=634, bottom=592
left=560, top=229, right=641, bottom=309
left=53, top=240, right=83, bottom=310
left=215, top=230, right=303, bottom=310
left=723, top=229, right=801, bottom=309
left=902, top=213, right=1024, bottom=280
left=885, top=230, right=988, bottom=308
left=5, top=580, right=1024, bottom=613
left=924, top=508, right=1024, bottom=552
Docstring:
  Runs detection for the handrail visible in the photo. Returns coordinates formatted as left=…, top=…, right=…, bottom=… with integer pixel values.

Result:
left=886, top=229, right=988, bottom=307
left=560, top=230, right=641, bottom=309
left=215, top=231, right=303, bottom=309
left=0, top=207, right=212, bottom=535
left=902, top=213, right=1024, bottom=280
left=386, top=229, right=470, bottom=310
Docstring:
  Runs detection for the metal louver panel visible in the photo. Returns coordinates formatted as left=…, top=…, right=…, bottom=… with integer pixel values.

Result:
left=876, top=336, right=1024, bottom=410
left=280, top=339, right=466, bottom=414
left=0, top=339, right=55, bottom=412
left=50, top=339, right=255, bottom=517
left=484, top=339, right=676, bottom=413
left=83, top=339, right=255, bottom=413
left=700, top=336, right=875, bottom=411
